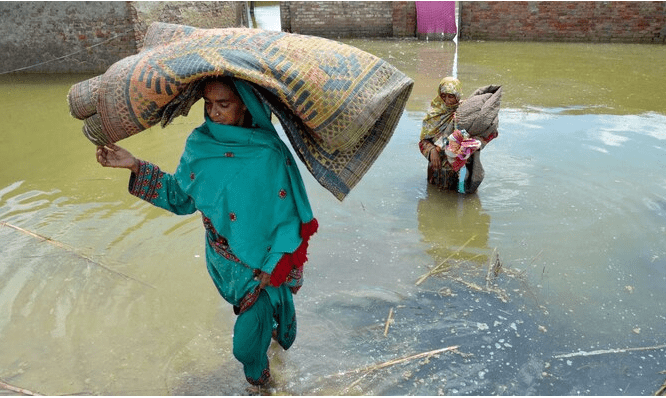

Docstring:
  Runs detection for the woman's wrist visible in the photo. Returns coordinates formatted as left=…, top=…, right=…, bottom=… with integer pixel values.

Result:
left=130, top=158, right=140, bottom=174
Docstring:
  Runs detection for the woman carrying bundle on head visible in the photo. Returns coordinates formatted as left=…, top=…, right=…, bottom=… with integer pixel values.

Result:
left=95, top=76, right=318, bottom=388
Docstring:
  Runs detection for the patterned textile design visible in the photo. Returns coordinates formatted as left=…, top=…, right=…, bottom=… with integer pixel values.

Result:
left=444, top=129, right=482, bottom=171
left=128, top=160, right=164, bottom=201
left=439, top=77, right=463, bottom=101
left=67, top=22, right=414, bottom=201
left=235, top=286, right=262, bottom=316
left=246, top=367, right=271, bottom=387
left=202, top=216, right=244, bottom=265
left=420, top=76, right=462, bottom=140
left=284, top=268, right=303, bottom=294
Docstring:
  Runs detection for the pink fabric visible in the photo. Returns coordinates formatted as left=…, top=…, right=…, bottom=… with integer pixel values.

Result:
left=445, top=130, right=482, bottom=172
left=416, top=1, right=457, bottom=35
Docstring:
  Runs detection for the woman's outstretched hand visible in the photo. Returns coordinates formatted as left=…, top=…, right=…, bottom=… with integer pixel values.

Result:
left=96, top=144, right=139, bottom=174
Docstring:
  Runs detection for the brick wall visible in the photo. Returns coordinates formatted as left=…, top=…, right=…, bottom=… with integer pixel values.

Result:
left=460, top=1, right=666, bottom=43
left=131, top=1, right=248, bottom=49
left=280, top=1, right=416, bottom=39
left=0, top=2, right=137, bottom=74
left=392, top=1, right=418, bottom=38
left=0, top=1, right=246, bottom=74
left=4, top=1, right=662, bottom=75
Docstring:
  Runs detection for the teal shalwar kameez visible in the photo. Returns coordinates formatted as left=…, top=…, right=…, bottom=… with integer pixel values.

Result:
left=127, top=79, right=318, bottom=386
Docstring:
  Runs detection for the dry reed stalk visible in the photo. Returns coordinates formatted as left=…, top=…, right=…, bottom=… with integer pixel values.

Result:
left=336, top=345, right=460, bottom=378
left=447, top=275, right=509, bottom=303
left=656, top=379, right=666, bottom=396
left=485, top=247, right=498, bottom=289
left=2, top=221, right=77, bottom=252
left=0, top=379, right=41, bottom=396
left=340, top=345, right=460, bottom=394
left=554, top=343, right=666, bottom=359
left=416, top=235, right=476, bottom=285
left=383, top=307, right=394, bottom=337
left=0, top=221, right=155, bottom=289
left=529, top=249, right=544, bottom=265
left=450, top=276, right=484, bottom=292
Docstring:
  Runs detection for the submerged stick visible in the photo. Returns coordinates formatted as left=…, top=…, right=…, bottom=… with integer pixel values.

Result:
left=337, top=345, right=460, bottom=378
left=530, top=249, right=544, bottom=266
left=554, top=343, right=666, bottom=359
left=0, top=379, right=41, bottom=396
left=383, top=307, right=394, bottom=337
left=340, top=345, right=460, bottom=394
left=0, top=221, right=155, bottom=289
left=2, top=221, right=76, bottom=251
left=656, top=379, right=666, bottom=396
left=416, top=235, right=476, bottom=285
left=449, top=276, right=509, bottom=303
left=485, top=247, right=498, bottom=289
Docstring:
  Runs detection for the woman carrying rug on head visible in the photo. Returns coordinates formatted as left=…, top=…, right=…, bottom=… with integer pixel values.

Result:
left=418, top=76, right=497, bottom=192
left=95, top=76, right=318, bottom=388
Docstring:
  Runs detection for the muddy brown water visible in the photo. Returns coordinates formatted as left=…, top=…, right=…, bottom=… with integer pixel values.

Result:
left=1, top=7, right=666, bottom=396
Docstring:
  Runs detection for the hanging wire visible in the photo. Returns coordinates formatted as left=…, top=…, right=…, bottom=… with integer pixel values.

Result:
left=0, top=28, right=135, bottom=75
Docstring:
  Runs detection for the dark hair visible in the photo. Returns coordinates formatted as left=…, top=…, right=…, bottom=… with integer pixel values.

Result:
left=200, top=75, right=240, bottom=97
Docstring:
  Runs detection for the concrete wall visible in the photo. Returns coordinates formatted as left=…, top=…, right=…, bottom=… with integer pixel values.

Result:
left=459, top=1, right=666, bottom=43
left=0, top=2, right=137, bottom=74
left=280, top=1, right=416, bottom=39
left=0, top=1, right=247, bottom=74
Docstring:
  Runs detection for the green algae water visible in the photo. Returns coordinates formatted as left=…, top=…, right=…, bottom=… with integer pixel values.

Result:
left=1, top=23, right=666, bottom=396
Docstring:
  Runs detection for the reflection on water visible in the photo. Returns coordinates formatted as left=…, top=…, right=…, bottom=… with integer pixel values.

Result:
left=417, top=186, right=490, bottom=265
left=1, top=26, right=666, bottom=395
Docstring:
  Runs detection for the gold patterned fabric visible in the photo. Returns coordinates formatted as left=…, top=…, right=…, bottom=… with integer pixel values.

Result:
left=67, top=22, right=413, bottom=201
left=420, top=76, right=463, bottom=141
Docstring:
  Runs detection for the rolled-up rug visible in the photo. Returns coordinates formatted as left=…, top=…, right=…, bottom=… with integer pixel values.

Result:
left=68, top=22, right=414, bottom=201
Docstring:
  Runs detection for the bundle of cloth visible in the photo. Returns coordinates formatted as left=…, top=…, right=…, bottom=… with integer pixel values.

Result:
left=454, top=84, right=502, bottom=193
left=68, top=22, right=414, bottom=201
left=456, top=85, right=502, bottom=141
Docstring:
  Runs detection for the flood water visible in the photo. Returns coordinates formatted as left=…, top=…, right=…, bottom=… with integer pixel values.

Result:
left=2, top=9, right=666, bottom=397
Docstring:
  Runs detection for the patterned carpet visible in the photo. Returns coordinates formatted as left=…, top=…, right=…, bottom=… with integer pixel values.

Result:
left=68, top=22, right=413, bottom=200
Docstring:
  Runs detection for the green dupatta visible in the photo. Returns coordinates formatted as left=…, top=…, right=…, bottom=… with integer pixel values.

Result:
left=173, top=80, right=314, bottom=275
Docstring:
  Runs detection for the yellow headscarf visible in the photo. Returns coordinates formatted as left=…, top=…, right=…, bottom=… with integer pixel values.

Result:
left=420, top=77, right=463, bottom=140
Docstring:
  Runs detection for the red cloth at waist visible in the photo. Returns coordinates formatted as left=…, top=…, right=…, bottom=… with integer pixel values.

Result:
left=270, top=218, right=319, bottom=287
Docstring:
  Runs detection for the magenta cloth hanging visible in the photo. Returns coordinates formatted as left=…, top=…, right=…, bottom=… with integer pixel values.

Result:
left=416, top=1, right=457, bottom=40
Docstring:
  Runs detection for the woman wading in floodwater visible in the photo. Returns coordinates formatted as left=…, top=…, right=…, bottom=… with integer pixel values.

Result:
left=419, top=77, right=498, bottom=192
left=96, top=77, right=318, bottom=388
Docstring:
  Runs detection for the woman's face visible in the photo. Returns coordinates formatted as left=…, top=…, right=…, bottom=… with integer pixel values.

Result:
left=203, top=81, right=247, bottom=126
left=440, top=92, right=459, bottom=107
